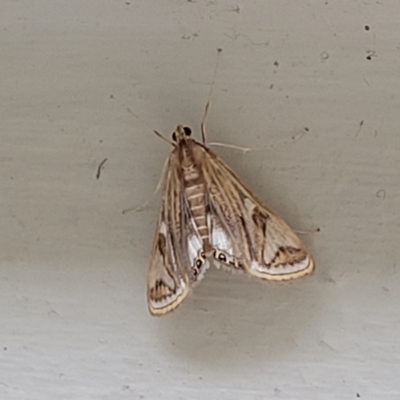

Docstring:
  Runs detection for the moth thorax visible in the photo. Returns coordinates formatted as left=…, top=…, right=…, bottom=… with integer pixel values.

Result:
left=182, top=162, right=201, bottom=182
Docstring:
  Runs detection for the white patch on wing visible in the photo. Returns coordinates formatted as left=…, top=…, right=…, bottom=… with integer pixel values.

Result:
left=187, top=232, right=203, bottom=265
left=159, top=221, right=168, bottom=235
left=211, top=225, right=234, bottom=254
left=244, top=198, right=255, bottom=213
left=187, top=232, right=210, bottom=284
left=211, top=225, right=234, bottom=271
left=209, top=216, right=244, bottom=273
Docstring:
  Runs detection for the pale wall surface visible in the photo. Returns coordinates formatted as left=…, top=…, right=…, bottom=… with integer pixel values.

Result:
left=1, top=1, right=399, bottom=399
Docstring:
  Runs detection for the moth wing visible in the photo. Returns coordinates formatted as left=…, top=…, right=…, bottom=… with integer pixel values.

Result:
left=147, top=155, right=210, bottom=316
left=147, top=157, right=190, bottom=316
left=202, top=147, right=315, bottom=280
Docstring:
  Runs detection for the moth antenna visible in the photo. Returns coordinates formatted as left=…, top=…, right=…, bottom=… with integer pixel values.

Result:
left=201, top=48, right=223, bottom=144
left=209, top=127, right=309, bottom=154
left=153, top=130, right=176, bottom=146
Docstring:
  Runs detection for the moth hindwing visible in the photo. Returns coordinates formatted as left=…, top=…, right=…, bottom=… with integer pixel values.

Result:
left=147, top=125, right=315, bottom=316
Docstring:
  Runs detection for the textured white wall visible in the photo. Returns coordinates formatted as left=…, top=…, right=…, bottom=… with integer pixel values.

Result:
left=1, top=1, right=399, bottom=399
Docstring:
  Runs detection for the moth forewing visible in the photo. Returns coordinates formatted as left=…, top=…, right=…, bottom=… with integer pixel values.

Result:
left=202, top=148, right=315, bottom=280
left=147, top=156, right=190, bottom=316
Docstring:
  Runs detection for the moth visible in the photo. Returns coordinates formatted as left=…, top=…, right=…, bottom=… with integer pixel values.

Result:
left=147, top=121, right=315, bottom=316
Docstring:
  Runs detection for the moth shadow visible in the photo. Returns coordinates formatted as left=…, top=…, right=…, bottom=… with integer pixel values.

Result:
left=153, top=268, right=324, bottom=369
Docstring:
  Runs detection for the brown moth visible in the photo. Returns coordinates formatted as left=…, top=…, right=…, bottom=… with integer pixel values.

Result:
left=147, top=122, right=315, bottom=316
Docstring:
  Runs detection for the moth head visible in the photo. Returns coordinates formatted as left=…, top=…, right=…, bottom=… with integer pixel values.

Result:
left=172, top=125, right=192, bottom=142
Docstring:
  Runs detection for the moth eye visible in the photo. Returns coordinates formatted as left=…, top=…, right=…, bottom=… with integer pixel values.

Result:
left=218, top=253, right=227, bottom=262
left=172, top=132, right=177, bottom=142
left=200, top=251, right=206, bottom=258
left=183, top=126, right=192, bottom=136
left=195, top=259, right=203, bottom=268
